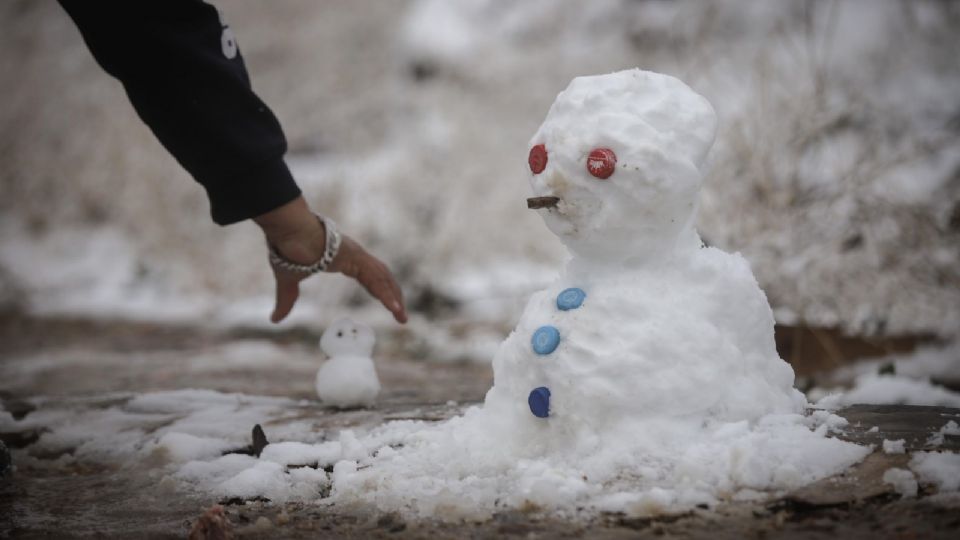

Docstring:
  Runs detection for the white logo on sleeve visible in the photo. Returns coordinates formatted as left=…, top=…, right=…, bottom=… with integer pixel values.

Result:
left=221, top=27, right=237, bottom=59
left=212, top=5, right=237, bottom=59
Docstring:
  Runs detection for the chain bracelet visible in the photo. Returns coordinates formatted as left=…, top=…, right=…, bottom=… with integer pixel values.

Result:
left=267, top=214, right=341, bottom=275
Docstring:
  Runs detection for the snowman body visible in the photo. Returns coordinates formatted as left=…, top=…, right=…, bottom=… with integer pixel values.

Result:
left=482, top=69, right=805, bottom=440
left=316, top=318, right=381, bottom=408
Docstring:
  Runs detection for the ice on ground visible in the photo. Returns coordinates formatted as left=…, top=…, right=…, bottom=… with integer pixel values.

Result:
left=909, top=452, right=960, bottom=492
left=882, top=468, right=918, bottom=498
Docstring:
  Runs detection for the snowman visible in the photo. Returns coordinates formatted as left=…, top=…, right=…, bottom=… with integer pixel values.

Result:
left=481, top=69, right=806, bottom=440
left=317, top=70, right=867, bottom=517
left=315, top=318, right=381, bottom=408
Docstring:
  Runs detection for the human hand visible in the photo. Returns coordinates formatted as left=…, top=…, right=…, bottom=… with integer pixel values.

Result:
left=255, top=197, right=407, bottom=324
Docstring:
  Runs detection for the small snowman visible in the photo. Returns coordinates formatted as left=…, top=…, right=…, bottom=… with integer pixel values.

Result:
left=315, top=318, right=380, bottom=408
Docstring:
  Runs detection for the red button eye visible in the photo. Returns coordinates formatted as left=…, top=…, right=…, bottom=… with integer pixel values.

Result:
left=587, top=148, right=616, bottom=179
left=528, top=144, right=547, bottom=174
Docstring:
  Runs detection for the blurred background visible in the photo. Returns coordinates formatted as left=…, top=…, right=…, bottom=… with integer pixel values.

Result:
left=1, top=0, right=958, bottom=373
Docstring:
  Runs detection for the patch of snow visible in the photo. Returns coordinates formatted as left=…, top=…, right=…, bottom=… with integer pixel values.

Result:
left=824, top=340, right=960, bottom=386
left=926, top=421, right=960, bottom=448
left=154, top=432, right=235, bottom=463
left=882, top=439, right=906, bottom=455
left=3, top=385, right=870, bottom=519
left=260, top=441, right=342, bottom=468
left=882, top=468, right=918, bottom=498
left=814, top=374, right=960, bottom=410
left=910, top=452, right=960, bottom=492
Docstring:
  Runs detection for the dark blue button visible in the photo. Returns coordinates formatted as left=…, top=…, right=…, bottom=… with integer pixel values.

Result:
left=528, top=387, right=551, bottom=418
left=556, top=287, right=586, bottom=311
left=531, top=325, right=560, bottom=355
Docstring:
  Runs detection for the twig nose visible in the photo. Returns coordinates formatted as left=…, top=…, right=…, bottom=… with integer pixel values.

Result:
left=527, top=196, right=560, bottom=209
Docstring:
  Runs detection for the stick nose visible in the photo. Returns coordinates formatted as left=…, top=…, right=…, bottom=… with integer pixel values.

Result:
left=527, top=196, right=560, bottom=209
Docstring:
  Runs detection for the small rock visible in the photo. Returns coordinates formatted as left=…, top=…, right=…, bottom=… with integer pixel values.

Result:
left=252, top=425, right=269, bottom=458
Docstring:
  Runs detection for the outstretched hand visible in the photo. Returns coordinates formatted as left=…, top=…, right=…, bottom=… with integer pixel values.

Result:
left=269, top=233, right=407, bottom=324
left=255, top=197, right=407, bottom=324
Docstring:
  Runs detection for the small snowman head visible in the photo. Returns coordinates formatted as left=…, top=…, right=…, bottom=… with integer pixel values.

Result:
left=320, top=318, right=375, bottom=358
left=527, top=69, right=717, bottom=263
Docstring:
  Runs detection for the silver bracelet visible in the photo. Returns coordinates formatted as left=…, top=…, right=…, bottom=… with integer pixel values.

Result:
left=268, top=213, right=342, bottom=275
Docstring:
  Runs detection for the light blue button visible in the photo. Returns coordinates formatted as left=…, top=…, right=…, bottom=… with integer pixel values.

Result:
left=531, top=325, right=560, bottom=355
left=556, top=287, right=586, bottom=311
left=528, top=386, right=551, bottom=418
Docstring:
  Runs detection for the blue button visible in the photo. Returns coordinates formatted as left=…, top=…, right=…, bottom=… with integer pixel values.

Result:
left=531, top=325, right=560, bottom=355
left=528, top=387, right=551, bottom=418
left=556, top=287, right=586, bottom=311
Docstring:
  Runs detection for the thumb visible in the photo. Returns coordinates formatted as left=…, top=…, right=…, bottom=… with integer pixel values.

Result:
left=271, top=274, right=301, bottom=323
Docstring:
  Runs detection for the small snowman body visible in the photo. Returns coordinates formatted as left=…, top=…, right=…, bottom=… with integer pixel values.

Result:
left=315, top=318, right=380, bottom=408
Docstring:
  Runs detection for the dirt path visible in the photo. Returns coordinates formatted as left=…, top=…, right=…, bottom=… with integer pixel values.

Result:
left=1, top=314, right=958, bottom=538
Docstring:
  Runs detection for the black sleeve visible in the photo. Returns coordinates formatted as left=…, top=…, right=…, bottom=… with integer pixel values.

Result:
left=58, top=0, right=302, bottom=225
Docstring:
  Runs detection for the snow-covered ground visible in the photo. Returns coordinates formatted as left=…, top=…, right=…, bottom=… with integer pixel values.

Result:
left=2, top=0, right=958, bottom=341
left=810, top=339, right=960, bottom=408
left=2, top=320, right=959, bottom=521
left=3, top=375, right=958, bottom=519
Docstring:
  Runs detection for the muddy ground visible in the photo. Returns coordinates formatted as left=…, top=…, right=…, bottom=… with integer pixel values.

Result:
left=1, top=313, right=958, bottom=539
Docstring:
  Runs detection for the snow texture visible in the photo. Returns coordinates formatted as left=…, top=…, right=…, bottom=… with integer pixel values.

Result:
left=882, top=468, right=918, bottom=498
left=882, top=439, right=906, bottom=455
left=926, top=421, right=960, bottom=448
left=822, top=340, right=960, bottom=385
left=814, top=375, right=960, bottom=410
left=910, top=452, right=960, bottom=492
left=810, top=339, right=960, bottom=408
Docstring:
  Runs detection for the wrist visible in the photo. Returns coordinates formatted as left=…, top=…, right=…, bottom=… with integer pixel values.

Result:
left=254, top=197, right=327, bottom=264
left=254, top=197, right=317, bottom=242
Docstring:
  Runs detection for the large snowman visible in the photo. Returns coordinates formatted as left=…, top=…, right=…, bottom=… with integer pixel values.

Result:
left=261, top=69, right=866, bottom=517
left=480, top=68, right=806, bottom=443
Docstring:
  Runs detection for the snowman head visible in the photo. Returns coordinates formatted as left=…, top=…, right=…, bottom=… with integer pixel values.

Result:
left=527, top=69, right=717, bottom=263
left=320, top=318, right=375, bottom=358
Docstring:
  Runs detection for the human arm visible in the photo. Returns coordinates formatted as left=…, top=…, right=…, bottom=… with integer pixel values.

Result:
left=59, top=0, right=407, bottom=323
